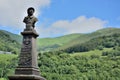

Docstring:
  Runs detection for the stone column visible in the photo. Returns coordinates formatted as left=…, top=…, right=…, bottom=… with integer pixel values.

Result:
left=8, top=30, right=45, bottom=80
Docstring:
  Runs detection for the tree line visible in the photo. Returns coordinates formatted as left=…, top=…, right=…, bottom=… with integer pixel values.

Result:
left=64, top=33, right=120, bottom=53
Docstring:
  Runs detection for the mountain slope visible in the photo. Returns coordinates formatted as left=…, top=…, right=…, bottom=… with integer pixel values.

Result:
left=37, top=28, right=120, bottom=52
left=0, top=30, right=21, bottom=54
left=0, top=28, right=120, bottom=52
left=58, top=28, right=120, bottom=51
left=0, top=30, right=82, bottom=52
left=0, top=30, right=22, bottom=43
left=37, top=33, right=82, bottom=51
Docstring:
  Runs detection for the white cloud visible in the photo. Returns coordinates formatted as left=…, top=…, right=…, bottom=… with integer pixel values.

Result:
left=0, top=0, right=50, bottom=29
left=38, top=16, right=107, bottom=38
left=0, top=1, right=108, bottom=38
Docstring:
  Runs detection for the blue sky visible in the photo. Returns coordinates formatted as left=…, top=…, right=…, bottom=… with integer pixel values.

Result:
left=0, top=0, right=120, bottom=38
left=40, top=0, right=120, bottom=27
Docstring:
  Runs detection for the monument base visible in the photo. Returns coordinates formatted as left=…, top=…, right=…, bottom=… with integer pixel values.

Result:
left=8, top=75, right=45, bottom=80
left=15, top=67, right=40, bottom=75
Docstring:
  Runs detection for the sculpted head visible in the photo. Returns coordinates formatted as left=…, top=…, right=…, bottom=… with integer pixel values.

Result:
left=27, top=7, right=35, bottom=16
left=23, top=7, right=38, bottom=30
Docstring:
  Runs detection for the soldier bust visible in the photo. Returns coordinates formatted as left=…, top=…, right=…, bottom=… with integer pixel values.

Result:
left=23, top=7, right=38, bottom=31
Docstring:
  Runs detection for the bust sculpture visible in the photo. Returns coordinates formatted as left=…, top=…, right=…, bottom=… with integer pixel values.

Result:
left=8, top=7, right=45, bottom=80
left=23, top=7, right=38, bottom=31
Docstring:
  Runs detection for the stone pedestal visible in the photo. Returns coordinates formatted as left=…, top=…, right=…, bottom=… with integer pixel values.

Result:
left=9, top=75, right=45, bottom=80
left=8, top=30, right=45, bottom=80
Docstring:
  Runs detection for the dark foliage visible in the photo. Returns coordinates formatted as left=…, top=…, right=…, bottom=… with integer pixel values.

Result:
left=64, top=33, right=120, bottom=53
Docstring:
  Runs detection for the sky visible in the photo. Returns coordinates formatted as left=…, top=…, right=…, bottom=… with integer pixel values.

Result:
left=0, top=0, right=120, bottom=38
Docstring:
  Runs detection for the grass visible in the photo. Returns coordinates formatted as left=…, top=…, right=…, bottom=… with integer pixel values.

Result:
left=70, top=48, right=112, bottom=57
left=37, top=33, right=81, bottom=47
left=0, top=78, right=6, bottom=80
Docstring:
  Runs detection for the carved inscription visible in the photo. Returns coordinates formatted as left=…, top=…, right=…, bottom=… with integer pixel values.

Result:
left=21, top=36, right=32, bottom=52
left=18, top=36, right=32, bottom=67
left=19, top=53, right=32, bottom=67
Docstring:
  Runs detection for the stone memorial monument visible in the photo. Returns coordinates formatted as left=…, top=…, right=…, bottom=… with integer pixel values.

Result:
left=8, top=7, right=45, bottom=80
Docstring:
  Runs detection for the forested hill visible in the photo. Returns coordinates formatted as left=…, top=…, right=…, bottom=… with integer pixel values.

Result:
left=0, top=28, right=120, bottom=80
left=38, top=28, right=120, bottom=52
left=0, top=30, right=22, bottom=44
left=0, top=30, right=21, bottom=54
left=0, top=28, right=120, bottom=53
left=38, top=28, right=120, bottom=51
left=37, top=33, right=82, bottom=52
left=59, top=28, right=120, bottom=53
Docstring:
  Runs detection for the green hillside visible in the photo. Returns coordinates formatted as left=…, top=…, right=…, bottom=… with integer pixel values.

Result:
left=0, top=30, right=22, bottom=44
left=0, top=30, right=21, bottom=54
left=0, top=54, right=17, bottom=79
left=0, top=30, right=82, bottom=52
left=39, top=48, right=120, bottom=80
left=0, top=28, right=120, bottom=53
left=59, top=28, right=120, bottom=52
left=37, top=33, right=81, bottom=51
left=1, top=47, right=120, bottom=80
left=38, top=28, right=120, bottom=52
left=0, top=28, right=120, bottom=80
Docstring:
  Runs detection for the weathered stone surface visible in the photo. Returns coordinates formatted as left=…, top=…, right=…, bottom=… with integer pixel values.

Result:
left=8, top=30, right=45, bottom=80
left=18, top=31, right=38, bottom=68
left=9, top=75, right=45, bottom=80
left=8, top=7, right=45, bottom=80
